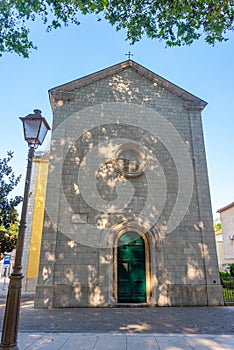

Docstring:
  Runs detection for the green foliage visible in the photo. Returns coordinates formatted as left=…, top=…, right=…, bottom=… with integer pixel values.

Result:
left=220, top=271, right=234, bottom=303
left=214, top=222, right=222, bottom=234
left=220, top=271, right=231, bottom=278
left=0, top=224, right=18, bottom=261
left=0, top=151, right=22, bottom=260
left=223, top=287, right=234, bottom=302
left=0, top=1, right=234, bottom=57
left=230, top=264, right=234, bottom=277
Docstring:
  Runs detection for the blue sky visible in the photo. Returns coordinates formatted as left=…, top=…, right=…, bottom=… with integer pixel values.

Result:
left=0, top=14, right=233, bottom=219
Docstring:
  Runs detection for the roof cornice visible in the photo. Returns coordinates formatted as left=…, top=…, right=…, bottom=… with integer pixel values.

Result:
left=217, top=202, right=234, bottom=213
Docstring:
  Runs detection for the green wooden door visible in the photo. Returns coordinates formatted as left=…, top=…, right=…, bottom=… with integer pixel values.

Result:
left=117, top=231, right=146, bottom=303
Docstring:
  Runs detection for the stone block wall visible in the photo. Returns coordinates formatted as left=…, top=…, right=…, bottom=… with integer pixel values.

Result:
left=35, top=62, right=223, bottom=308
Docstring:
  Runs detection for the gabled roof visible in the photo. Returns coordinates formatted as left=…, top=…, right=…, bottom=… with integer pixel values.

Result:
left=49, top=60, right=207, bottom=110
left=217, top=202, right=234, bottom=213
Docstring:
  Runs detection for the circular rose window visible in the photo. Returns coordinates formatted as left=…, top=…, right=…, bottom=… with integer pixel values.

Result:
left=115, top=143, right=147, bottom=177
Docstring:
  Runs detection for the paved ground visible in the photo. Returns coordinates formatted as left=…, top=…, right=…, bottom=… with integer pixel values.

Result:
left=1, top=293, right=234, bottom=335
left=1, top=278, right=234, bottom=349
left=14, top=333, right=234, bottom=350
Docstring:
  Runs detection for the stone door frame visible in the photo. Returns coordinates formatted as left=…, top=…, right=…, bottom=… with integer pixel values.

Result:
left=112, top=226, right=152, bottom=305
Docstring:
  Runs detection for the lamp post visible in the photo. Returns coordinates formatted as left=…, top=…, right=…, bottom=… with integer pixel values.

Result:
left=0, top=109, right=51, bottom=350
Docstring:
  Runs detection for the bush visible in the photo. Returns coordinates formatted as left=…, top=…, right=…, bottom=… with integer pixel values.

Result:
left=230, top=264, right=234, bottom=277
left=220, top=271, right=231, bottom=278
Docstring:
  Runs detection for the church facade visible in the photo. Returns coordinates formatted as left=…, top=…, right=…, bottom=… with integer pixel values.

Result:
left=35, top=60, right=223, bottom=308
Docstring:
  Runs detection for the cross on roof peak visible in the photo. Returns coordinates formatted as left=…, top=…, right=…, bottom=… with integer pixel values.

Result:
left=125, top=51, right=134, bottom=60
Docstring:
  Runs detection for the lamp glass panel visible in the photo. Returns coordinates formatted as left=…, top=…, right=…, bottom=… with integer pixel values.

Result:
left=38, top=121, right=48, bottom=144
left=23, top=119, right=41, bottom=141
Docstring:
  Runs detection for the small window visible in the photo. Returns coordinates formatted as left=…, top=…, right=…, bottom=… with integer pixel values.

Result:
left=115, top=143, right=147, bottom=178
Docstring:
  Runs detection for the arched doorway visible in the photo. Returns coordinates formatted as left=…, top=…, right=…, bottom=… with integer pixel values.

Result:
left=117, top=231, right=146, bottom=303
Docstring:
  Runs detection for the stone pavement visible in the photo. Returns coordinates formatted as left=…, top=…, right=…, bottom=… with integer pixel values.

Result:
left=15, top=333, right=234, bottom=350
left=1, top=278, right=234, bottom=349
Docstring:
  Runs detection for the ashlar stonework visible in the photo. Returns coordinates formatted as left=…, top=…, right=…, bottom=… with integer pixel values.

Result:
left=35, top=60, right=224, bottom=308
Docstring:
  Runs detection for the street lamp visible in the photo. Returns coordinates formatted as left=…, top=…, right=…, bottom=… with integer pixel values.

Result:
left=0, top=109, right=51, bottom=350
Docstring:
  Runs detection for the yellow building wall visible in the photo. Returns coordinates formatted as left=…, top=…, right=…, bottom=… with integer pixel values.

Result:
left=26, top=160, right=48, bottom=279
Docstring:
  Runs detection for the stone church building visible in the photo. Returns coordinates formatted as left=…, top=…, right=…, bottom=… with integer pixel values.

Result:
left=35, top=60, right=224, bottom=308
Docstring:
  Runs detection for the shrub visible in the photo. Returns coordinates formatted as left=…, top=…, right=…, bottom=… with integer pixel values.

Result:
left=230, top=264, right=234, bottom=277
left=220, top=271, right=230, bottom=278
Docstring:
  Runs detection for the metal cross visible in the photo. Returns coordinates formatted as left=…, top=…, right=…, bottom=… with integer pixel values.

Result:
left=125, top=51, right=134, bottom=60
